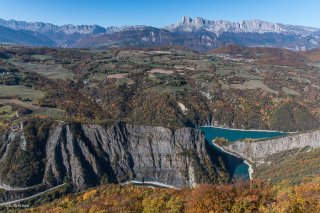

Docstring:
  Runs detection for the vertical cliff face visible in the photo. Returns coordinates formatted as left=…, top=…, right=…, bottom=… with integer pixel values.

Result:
left=223, top=130, right=320, bottom=163
left=0, top=121, right=228, bottom=189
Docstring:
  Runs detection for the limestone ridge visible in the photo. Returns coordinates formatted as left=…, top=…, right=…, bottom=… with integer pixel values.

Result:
left=0, top=18, right=106, bottom=46
left=0, top=19, right=105, bottom=34
left=0, top=121, right=227, bottom=190
left=165, top=16, right=319, bottom=36
left=223, top=129, right=320, bottom=164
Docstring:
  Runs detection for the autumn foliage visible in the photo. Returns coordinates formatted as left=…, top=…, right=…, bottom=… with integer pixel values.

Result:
left=21, top=177, right=320, bottom=213
left=185, top=180, right=275, bottom=212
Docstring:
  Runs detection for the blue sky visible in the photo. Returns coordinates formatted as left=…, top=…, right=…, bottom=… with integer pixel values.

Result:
left=0, top=0, right=319, bottom=27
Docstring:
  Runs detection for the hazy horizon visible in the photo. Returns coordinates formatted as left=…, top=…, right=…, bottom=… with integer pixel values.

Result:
left=0, top=0, right=319, bottom=28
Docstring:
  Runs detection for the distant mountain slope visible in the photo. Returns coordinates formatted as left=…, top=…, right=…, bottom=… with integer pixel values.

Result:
left=1, top=17, right=320, bottom=50
left=74, top=17, right=320, bottom=51
left=0, top=18, right=106, bottom=46
left=73, top=26, right=174, bottom=49
left=0, top=25, right=54, bottom=46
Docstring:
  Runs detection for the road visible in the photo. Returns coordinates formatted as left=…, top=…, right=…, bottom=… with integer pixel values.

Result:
left=122, top=180, right=179, bottom=189
left=0, top=183, right=43, bottom=191
left=0, top=183, right=68, bottom=207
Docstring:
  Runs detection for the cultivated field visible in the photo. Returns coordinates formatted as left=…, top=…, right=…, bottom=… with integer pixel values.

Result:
left=0, top=85, right=45, bottom=100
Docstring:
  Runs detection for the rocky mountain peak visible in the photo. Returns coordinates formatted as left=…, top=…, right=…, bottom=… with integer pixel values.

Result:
left=180, top=16, right=205, bottom=28
left=182, top=16, right=193, bottom=24
left=194, top=17, right=205, bottom=25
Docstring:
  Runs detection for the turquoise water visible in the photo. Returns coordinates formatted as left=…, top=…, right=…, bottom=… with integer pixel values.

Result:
left=199, top=127, right=287, bottom=180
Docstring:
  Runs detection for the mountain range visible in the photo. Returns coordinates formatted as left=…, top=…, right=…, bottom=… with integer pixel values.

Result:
left=1, top=16, right=320, bottom=51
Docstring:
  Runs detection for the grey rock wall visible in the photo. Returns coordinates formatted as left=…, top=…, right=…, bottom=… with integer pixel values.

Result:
left=223, top=130, right=320, bottom=163
left=0, top=121, right=227, bottom=189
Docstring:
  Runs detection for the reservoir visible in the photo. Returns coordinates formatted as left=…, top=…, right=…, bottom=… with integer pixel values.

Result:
left=199, top=127, right=287, bottom=180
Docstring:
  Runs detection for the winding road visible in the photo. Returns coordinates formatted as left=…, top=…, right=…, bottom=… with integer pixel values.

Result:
left=0, top=183, right=68, bottom=207
left=0, top=183, right=43, bottom=191
left=122, top=180, right=179, bottom=189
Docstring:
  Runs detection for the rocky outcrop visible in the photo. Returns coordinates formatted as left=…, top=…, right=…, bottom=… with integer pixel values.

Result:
left=0, top=121, right=227, bottom=190
left=223, top=129, right=320, bottom=164
left=165, top=16, right=319, bottom=36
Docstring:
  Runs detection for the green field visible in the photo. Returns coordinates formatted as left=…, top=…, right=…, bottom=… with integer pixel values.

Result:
left=14, top=62, right=74, bottom=79
left=0, top=85, right=45, bottom=101
left=32, top=54, right=54, bottom=61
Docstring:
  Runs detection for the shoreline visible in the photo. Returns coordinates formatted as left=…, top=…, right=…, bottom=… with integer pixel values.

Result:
left=212, top=142, right=253, bottom=180
left=243, top=160, right=254, bottom=180
left=199, top=125, right=290, bottom=134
